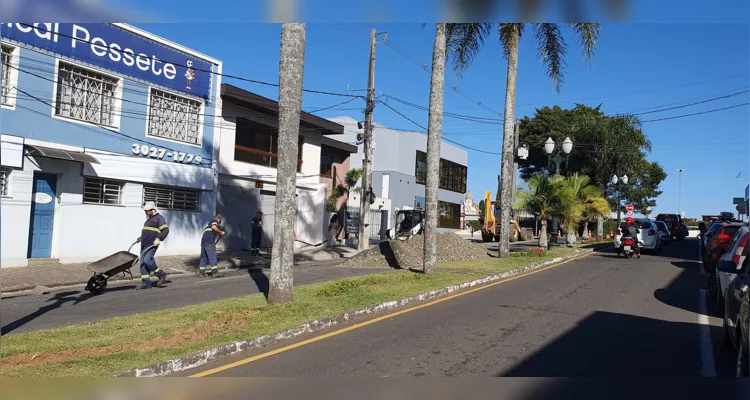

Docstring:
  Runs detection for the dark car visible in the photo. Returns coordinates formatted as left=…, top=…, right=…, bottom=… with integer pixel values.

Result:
left=718, top=225, right=750, bottom=376
left=655, top=213, right=688, bottom=240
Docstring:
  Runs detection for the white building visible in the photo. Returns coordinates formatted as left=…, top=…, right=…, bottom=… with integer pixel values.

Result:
left=215, top=84, right=353, bottom=250
left=1, top=23, right=222, bottom=267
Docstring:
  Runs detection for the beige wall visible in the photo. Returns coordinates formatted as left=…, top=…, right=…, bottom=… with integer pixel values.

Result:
left=320, top=145, right=352, bottom=241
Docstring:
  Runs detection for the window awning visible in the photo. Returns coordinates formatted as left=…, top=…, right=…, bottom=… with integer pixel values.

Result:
left=25, top=145, right=100, bottom=164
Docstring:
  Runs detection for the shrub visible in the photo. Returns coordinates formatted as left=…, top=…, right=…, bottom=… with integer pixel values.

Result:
left=510, top=248, right=546, bottom=258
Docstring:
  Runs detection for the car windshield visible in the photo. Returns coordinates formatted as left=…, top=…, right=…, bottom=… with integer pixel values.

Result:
left=656, top=222, right=668, bottom=231
left=640, top=221, right=653, bottom=230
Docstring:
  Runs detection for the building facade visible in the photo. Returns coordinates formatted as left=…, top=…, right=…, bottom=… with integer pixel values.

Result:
left=326, top=117, right=468, bottom=233
left=215, top=84, right=352, bottom=251
left=0, top=23, right=222, bottom=267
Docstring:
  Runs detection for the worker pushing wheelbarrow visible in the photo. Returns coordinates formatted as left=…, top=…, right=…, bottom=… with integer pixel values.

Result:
left=84, top=201, right=169, bottom=294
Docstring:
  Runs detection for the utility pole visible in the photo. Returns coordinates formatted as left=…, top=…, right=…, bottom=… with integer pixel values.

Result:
left=358, top=28, right=377, bottom=251
left=676, top=169, right=684, bottom=216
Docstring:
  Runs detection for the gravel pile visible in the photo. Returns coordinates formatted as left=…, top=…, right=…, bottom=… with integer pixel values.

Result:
left=341, top=232, right=490, bottom=269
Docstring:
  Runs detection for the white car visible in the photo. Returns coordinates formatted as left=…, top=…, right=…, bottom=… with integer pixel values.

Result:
left=687, top=225, right=701, bottom=238
left=614, top=218, right=663, bottom=253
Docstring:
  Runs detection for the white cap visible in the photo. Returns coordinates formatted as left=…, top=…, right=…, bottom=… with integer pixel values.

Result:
left=143, top=201, right=157, bottom=212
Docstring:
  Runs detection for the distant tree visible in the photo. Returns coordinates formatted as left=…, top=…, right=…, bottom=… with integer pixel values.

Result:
left=327, top=168, right=363, bottom=212
left=515, top=173, right=570, bottom=249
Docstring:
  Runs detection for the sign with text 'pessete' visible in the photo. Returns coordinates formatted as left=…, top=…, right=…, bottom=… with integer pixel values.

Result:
left=1, top=23, right=212, bottom=99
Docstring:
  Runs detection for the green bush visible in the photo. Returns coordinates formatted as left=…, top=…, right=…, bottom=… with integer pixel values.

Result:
left=510, top=248, right=546, bottom=258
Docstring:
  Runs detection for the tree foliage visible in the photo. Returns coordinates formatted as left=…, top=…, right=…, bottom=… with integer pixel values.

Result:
left=516, top=104, right=666, bottom=214
left=327, top=168, right=362, bottom=212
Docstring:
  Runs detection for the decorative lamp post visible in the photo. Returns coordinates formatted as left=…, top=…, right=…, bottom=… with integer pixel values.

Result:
left=544, top=136, right=573, bottom=246
left=612, top=174, right=629, bottom=227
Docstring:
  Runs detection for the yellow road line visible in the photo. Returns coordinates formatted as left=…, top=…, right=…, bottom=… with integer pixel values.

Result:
left=190, top=252, right=593, bottom=377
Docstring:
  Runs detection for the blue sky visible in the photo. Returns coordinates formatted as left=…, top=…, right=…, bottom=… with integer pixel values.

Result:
left=135, top=22, right=750, bottom=219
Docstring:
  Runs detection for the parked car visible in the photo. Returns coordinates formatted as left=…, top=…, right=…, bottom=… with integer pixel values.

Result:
left=704, top=222, right=746, bottom=268
left=614, top=218, right=662, bottom=254
left=655, top=213, right=688, bottom=240
left=717, top=225, right=750, bottom=376
left=655, top=221, right=672, bottom=245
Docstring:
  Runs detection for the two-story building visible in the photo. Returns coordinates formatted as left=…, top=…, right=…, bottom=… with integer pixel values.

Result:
left=326, top=116, right=469, bottom=233
left=1, top=23, right=223, bottom=267
left=215, top=84, right=355, bottom=251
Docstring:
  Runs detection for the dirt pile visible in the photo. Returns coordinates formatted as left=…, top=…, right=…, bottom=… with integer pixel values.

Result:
left=341, top=232, right=490, bottom=269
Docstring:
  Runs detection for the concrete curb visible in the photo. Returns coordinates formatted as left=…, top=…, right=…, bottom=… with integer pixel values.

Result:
left=114, top=248, right=595, bottom=377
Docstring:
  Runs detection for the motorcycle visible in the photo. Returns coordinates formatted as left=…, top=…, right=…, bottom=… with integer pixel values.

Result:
left=617, top=237, right=639, bottom=258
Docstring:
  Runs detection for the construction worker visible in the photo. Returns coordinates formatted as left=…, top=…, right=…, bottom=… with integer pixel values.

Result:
left=199, top=215, right=225, bottom=277
left=136, top=201, right=169, bottom=289
left=251, top=211, right=263, bottom=256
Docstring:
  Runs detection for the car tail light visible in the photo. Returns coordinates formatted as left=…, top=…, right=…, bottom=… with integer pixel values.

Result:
left=649, top=229, right=656, bottom=236
left=673, top=226, right=679, bottom=231
left=733, top=233, right=749, bottom=265
left=717, top=233, right=731, bottom=246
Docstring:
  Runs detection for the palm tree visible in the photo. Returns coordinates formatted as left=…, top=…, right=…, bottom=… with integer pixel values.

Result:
left=423, top=23, right=447, bottom=274
left=446, top=23, right=601, bottom=258
left=515, top=173, right=568, bottom=249
left=268, top=23, right=306, bottom=305
left=327, top=168, right=362, bottom=240
left=562, top=173, right=609, bottom=247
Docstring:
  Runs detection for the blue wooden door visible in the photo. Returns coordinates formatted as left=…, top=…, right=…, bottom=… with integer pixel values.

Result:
left=28, top=173, right=57, bottom=258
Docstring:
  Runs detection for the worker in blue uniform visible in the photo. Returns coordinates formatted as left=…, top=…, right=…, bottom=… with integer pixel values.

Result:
left=251, top=211, right=263, bottom=256
left=199, top=215, right=225, bottom=277
left=136, top=201, right=169, bottom=289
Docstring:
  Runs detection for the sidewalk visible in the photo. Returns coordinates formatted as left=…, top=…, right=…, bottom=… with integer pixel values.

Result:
left=0, top=244, right=360, bottom=297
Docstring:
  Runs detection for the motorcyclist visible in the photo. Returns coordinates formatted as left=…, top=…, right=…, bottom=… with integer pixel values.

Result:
left=621, top=217, right=641, bottom=258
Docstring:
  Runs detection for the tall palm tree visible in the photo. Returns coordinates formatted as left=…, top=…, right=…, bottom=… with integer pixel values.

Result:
left=446, top=23, right=601, bottom=257
left=515, top=173, right=568, bottom=249
left=269, top=23, right=306, bottom=305
left=423, top=23, right=447, bottom=274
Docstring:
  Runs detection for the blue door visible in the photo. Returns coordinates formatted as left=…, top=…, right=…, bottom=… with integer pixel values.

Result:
left=28, top=173, right=57, bottom=258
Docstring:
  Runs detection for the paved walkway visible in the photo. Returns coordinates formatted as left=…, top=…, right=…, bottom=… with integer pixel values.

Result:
left=1, top=245, right=360, bottom=297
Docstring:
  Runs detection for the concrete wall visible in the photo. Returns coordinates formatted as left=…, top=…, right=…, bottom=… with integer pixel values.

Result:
left=217, top=174, right=327, bottom=251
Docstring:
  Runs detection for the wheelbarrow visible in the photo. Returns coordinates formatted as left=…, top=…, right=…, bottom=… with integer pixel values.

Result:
left=84, top=241, right=155, bottom=295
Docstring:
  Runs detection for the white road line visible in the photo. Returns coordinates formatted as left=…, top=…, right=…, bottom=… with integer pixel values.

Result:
left=698, top=288, right=717, bottom=377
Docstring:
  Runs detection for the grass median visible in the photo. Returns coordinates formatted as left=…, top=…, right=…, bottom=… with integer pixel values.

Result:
left=1, top=245, right=601, bottom=377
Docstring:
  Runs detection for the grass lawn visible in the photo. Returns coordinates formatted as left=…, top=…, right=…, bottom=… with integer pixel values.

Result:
left=1, top=245, right=596, bottom=377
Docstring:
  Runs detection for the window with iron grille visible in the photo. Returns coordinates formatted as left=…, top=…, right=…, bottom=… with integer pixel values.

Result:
left=55, top=62, right=119, bottom=127
left=83, top=177, right=123, bottom=205
left=1, top=167, right=11, bottom=196
left=2, top=44, right=16, bottom=106
left=143, top=184, right=200, bottom=211
left=147, top=88, right=202, bottom=145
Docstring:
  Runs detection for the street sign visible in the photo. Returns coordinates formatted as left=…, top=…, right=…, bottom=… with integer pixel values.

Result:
left=734, top=197, right=744, bottom=205
left=625, top=204, right=634, bottom=213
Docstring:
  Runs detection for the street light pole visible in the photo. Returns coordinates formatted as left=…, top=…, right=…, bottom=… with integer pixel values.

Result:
left=676, top=169, right=684, bottom=217
left=544, top=137, right=573, bottom=247
left=612, top=174, right=629, bottom=227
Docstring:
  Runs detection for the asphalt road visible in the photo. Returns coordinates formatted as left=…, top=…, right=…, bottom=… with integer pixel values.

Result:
left=181, top=238, right=737, bottom=377
left=0, top=262, right=385, bottom=335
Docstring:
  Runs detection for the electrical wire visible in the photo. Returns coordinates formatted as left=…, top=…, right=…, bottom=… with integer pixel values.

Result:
left=641, top=103, right=749, bottom=123
left=11, top=23, right=358, bottom=98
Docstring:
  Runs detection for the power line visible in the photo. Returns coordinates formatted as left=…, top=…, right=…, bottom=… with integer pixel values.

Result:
left=12, top=23, right=358, bottom=98
left=376, top=100, right=502, bottom=155
left=633, top=89, right=749, bottom=116
left=641, top=103, right=749, bottom=123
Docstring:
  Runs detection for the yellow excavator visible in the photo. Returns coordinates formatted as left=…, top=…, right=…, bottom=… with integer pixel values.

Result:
left=481, top=191, right=521, bottom=243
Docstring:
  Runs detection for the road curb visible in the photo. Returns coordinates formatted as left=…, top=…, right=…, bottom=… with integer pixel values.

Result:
left=114, top=248, right=595, bottom=378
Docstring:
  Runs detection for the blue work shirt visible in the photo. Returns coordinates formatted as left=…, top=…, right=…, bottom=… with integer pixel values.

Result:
left=251, top=217, right=263, bottom=235
left=201, top=218, right=223, bottom=245
left=142, top=213, right=169, bottom=250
